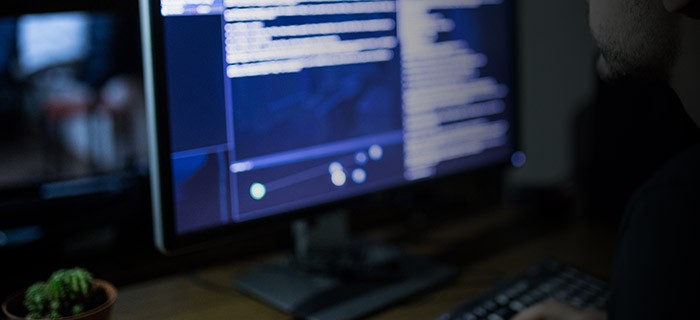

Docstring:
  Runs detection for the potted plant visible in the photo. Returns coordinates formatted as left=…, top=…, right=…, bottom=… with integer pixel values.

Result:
left=2, top=268, right=117, bottom=320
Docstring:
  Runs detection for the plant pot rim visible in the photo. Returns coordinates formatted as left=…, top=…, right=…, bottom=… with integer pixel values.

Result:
left=2, top=279, right=118, bottom=320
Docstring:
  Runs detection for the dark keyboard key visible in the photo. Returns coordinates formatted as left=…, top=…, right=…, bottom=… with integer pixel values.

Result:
left=482, top=300, right=498, bottom=311
left=473, top=306, right=487, bottom=318
left=509, top=300, right=526, bottom=312
left=460, top=313, right=477, bottom=320
left=520, top=293, right=535, bottom=306
left=493, top=306, right=514, bottom=319
left=495, top=294, right=509, bottom=306
left=486, top=314, right=503, bottom=320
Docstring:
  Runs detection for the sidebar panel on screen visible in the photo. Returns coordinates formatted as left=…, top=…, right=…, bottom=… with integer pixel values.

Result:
left=163, top=13, right=231, bottom=234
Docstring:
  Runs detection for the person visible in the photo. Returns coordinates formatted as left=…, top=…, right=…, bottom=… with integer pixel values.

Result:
left=512, top=0, right=700, bottom=319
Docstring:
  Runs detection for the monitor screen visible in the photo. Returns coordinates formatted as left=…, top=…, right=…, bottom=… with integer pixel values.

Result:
left=143, top=0, right=516, bottom=250
left=0, top=7, right=145, bottom=199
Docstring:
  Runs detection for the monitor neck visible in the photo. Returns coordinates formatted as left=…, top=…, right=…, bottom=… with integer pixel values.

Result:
left=292, top=210, right=351, bottom=263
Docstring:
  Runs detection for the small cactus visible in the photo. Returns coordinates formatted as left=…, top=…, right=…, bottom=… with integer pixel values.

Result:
left=24, top=268, right=95, bottom=320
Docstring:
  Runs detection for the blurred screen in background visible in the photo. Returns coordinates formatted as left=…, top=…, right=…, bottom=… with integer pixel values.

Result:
left=0, top=10, right=145, bottom=192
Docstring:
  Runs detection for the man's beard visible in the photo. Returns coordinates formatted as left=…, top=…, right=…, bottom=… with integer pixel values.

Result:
left=589, top=1, right=680, bottom=84
left=594, top=34, right=679, bottom=84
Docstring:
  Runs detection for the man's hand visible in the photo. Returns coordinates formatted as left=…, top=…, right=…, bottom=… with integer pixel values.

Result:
left=510, top=298, right=607, bottom=320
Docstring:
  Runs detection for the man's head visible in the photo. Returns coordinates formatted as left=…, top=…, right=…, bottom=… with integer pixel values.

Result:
left=587, top=0, right=700, bottom=83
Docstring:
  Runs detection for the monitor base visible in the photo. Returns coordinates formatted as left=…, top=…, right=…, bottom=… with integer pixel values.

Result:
left=235, top=253, right=455, bottom=320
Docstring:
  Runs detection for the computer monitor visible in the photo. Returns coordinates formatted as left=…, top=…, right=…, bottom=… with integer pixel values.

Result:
left=0, top=2, right=145, bottom=241
left=141, top=0, right=517, bottom=318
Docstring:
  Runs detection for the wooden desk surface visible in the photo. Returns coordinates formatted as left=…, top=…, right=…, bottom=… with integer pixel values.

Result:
left=112, top=209, right=616, bottom=319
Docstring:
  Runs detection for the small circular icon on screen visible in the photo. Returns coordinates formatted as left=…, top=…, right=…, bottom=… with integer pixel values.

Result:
left=329, top=162, right=344, bottom=174
left=352, top=169, right=367, bottom=184
left=331, top=171, right=347, bottom=187
left=355, top=152, right=368, bottom=165
left=250, top=183, right=267, bottom=200
left=369, top=145, right=383, bottom=160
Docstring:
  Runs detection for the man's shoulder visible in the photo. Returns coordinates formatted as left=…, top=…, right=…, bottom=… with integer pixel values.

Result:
left=621, top=144, right=700, bottom=229
left=646, top=143, right=700, bottom=184
left=609, top=144, right=700, bottom=320
left=629, top=143, right=700, bottom=209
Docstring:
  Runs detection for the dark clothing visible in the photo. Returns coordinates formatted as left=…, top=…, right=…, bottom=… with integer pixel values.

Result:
left=576, top=81, right=700, bottom=226
left=609, top=142, right=700, bottom=319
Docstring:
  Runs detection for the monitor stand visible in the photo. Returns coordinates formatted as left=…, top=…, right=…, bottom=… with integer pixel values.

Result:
left=234, top=211, right=456, bottom=320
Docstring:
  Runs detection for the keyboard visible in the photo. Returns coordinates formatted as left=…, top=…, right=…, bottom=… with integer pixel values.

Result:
left=436, top=260, right=609, bottom=320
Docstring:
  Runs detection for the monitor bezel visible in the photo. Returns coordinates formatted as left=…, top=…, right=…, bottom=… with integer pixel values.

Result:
left=141, top=0, right=519, bottom=254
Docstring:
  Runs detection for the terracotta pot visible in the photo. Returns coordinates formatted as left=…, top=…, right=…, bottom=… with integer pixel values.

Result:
left=2, top=279, right=117, bottom=320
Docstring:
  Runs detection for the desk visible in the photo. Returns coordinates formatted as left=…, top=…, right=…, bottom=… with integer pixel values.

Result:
left=112, top=209, right=616, bottom=319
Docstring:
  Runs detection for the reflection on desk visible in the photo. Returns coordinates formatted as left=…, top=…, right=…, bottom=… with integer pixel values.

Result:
left=112, top=209, right=615, bottom=320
